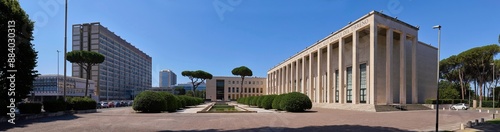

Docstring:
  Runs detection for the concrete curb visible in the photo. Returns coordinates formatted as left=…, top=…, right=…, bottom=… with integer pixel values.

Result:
left=0, top=109, right=97, bottom=123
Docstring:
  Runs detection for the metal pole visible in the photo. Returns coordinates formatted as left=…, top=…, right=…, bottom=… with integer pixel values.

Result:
left=433, top=25, right=441, bottom=132
left=494, top=62, right=496, bottom=111
left=63, top=0, right=68, bottom=101
left=57, top=50, right=60, bottom=99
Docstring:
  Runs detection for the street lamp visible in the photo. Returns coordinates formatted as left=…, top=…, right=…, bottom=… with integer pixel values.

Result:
left=63, top=0, right=68, bottom=101
left=433, top=25, right=441, bottom=132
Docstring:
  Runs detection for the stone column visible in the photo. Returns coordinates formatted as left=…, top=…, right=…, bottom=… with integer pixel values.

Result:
left=338, top=38, right=345, bottom=104
left=412, top=35, right=418, bottom=103
left=386, top=28, right=394, bottom=105
left=309, top=53, right=313, bottom=99
left=296, top=60, right=299, bottom=92
left=369, top=23, right=378, bottom=105
left=300, top=56, right=306, bottom=94
left=317, top=49, right=322, bottom=103
left=352, top=30, right=359, bottom=104
left=327, top=44, right=332, bottom=103
left=400, top=32, right=407, bottom=104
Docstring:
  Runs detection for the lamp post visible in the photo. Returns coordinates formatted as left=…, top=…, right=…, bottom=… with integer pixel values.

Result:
left=433, top=25, right=441, bottom=132
left=63, top=0, right=68, bottom=101
left=57, top=50, right=60, bottom=99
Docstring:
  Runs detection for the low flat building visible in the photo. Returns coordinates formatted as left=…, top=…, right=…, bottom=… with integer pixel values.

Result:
left=206, top=76, right=267, bottom=101
left=267, top=11, right=437, bottom=111
left=31, top=74, right=97, bottom=102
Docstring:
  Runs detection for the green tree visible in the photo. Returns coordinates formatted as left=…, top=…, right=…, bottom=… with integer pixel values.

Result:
left=67, top=50, right=105, bottom=97
left=232, top=66, right=253, bottom=99
left=174, top=86, right=186, bottom=95
left=181, top=70, right=213, bottom=97
left=0, top=0, right=38, bottom=104
left=438, top=81, right=460, bottom=99
left=458, top=44, right=500, bottom=107
left=186, top=90, right=194, bottom=97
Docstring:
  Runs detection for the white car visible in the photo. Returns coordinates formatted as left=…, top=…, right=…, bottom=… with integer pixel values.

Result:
left=450, top=103, right=469, bottom=110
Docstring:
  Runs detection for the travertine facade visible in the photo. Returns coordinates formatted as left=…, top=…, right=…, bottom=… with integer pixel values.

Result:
left=267, top=11, right=437, bottom=106
left=206, top=76, right=266, bottom=101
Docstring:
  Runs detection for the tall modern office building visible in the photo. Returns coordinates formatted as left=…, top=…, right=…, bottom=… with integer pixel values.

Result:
left=267, top=11, right=437, bottom=111
left=159, top=69, right=177, bottom=88
left=72, top=22, right=152, bottom=101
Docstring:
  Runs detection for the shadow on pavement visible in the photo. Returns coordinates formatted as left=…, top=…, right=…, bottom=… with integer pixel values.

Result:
left=158, top=124, right=411, bottom=132
left=0, top=114, right=80, bottom=131
left=468, top=123, right=500, bottom=132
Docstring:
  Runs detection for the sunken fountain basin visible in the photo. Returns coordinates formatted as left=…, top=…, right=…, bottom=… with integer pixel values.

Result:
left=197, top=102, right=256, bottom=113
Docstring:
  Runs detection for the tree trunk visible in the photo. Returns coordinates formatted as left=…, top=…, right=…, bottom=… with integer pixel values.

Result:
left=240, top=76, right=245, bottom=99
left=479, top=80, right=483, bottom=108
left=475, top=81, right=477, bottom=100
left=85, top=65, right=91, bottom=97
left=459, top=69, right=465, bottom=100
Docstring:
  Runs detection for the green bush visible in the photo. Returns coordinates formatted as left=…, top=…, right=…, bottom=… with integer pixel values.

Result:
left=43, top=99, right=67, bottom=112
left=272, top=94, right=285, bottom=110
left=159, top=92, right=178, bottom=112
left=174, top=96, right=183, bottom=109
left=18, top=103, right=42, bottom=114
left=481, top=101, right=500, bottom=108
left=261, top=95, right=277, bottom=109
left=424, top=99, right=469, bottom=104
left=133, top=91, right=167, bottom=113
left=256, top=96, right=264, bottom=107
left=177, top=96, right=187, bottom=108
left=250, top=96, right=259, bottom=106
left=279, top=92, right=312, bottom=112
left=67, top=97, right=96, bottom=110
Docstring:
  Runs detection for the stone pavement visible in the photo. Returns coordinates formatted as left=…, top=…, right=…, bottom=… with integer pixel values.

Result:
left=176, top=102, right=213, bottom=113
left=227, top=102, right=276, bottom=113
left=0, top=105, right=495, bottom=132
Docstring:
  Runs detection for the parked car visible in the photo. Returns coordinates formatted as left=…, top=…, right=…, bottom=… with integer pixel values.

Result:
left=108, top=102, right=115, bottom=108
left=450, top=103, right=469, bottom=110
left=115, top=101, right=121, bottom=107
left=100, top=102, right=109, bottom=108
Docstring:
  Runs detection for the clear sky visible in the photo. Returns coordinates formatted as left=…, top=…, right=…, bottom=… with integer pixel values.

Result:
left=19, top=0, right=500, bottom=86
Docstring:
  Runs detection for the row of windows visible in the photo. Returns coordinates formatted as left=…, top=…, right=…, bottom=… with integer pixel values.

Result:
left=227, top=87, right=263, bottom=93
left=228, top=94, right=262, bottom=100
left=227, top=80, right=264, bottom=85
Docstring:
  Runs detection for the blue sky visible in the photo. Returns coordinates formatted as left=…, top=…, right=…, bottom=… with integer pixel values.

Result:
left=19, top=0, right=500, bottom=86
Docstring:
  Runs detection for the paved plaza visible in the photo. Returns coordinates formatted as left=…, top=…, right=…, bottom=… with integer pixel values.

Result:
left=0, top=103, right=495, bottom=132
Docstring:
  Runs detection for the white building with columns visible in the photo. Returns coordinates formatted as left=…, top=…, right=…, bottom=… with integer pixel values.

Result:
left=267, top=11, right=437, bottom=111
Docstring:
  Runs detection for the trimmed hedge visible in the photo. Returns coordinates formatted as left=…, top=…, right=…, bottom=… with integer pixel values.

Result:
left=18, top=103, right=42, bottom=114
left=260, top=95, right=277, bottom=109
left=159, top=92, right=179, bottom=112
left=43, top=99, right=67, bottom=112
left=425, top=99, right=469, bottom=104
left=279, top=92, right=312, bottom=112
left=67, top=97, right=96, bottom=110
left=256, top=96, right=264, bottom=108
left=272, top=94, right=286, bottom=110
left=133, top=91, right=167, bottom=113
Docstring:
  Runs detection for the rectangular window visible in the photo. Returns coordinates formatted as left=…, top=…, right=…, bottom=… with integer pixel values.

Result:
left=346, top=67, right=352, bottom=103
left=244, top=88, right=247, bottom=93
left=228, top=87, right=231, bottom=93
left=360, top=64, right=367, bottom=103
left=335, top=70, right=339, bottom=103
left=232, top=87, right=235, bottom=93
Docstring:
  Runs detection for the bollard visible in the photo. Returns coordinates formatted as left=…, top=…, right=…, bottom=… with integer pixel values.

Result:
left=467, top=121, right=473, bottom=127
left=481, top=118, right=484, bottom=123
left=479, top=109, right=482, bottom=113
left=497, top=110, right=498, bottom=114
left=475, top=119, right=479, bottom=126
left=460, top=123, right=465, bottom=130
left=488, top=110, right=490, bottom=113
left=493, top=114, right=496, bottom=119
left=443, top=107, right=445, bottom=110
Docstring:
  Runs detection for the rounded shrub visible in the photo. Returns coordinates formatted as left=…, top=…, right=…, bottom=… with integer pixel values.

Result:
left=67, top=97, right=96, bottom=110
left=252, top=96, right=261, bottom=106
left=18, top=103, right=42, bottom=114
left=261, top=95, right=277, bottom=109
left=272, top=94, right=287, bottom=110
left=177, top=96, right=187, bottom=108
left=133, top=91, right=167, bottom=113
left=279, top=92, right=312, bottom=112
left=173, top=96, right=182, bottom=109
left=43, top=99, right=67, bottom=112
left=257, top=96, right=266, bottom=108
left=159, top=92, right=178, bottom=112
